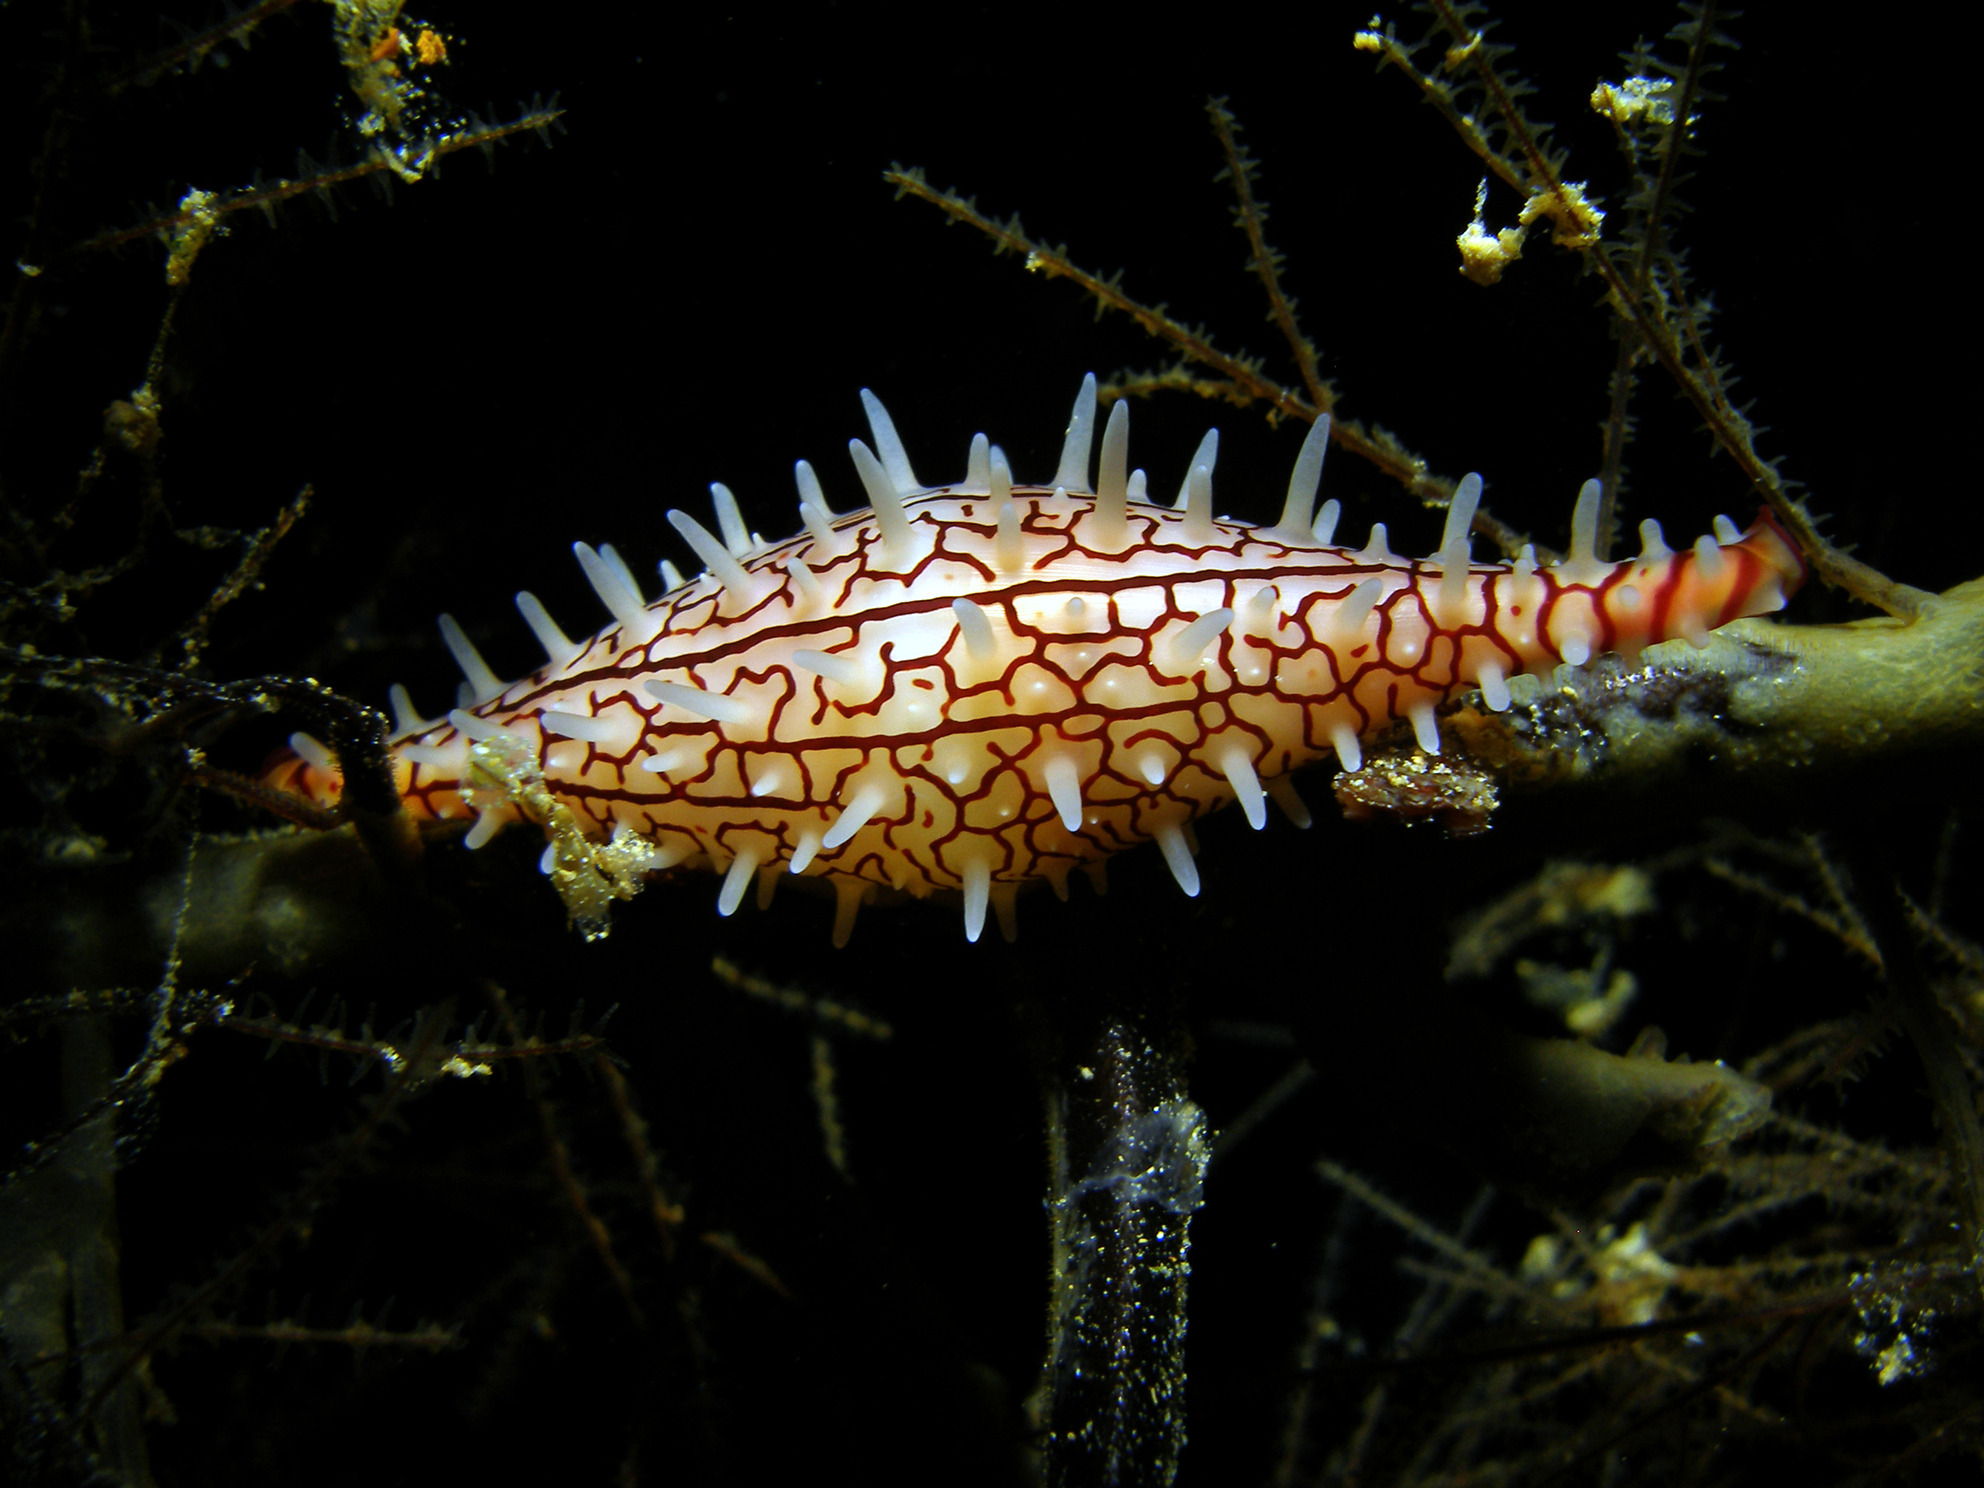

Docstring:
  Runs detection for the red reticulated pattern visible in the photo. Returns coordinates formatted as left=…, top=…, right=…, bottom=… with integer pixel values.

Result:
left=266, top=487, right=1805, bottom=906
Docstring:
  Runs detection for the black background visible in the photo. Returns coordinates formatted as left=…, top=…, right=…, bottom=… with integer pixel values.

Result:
left=2, top=3, right=1975, bottom=1485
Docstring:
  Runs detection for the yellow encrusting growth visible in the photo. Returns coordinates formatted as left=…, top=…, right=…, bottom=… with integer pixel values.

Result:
left=1456, top=180, right=1527, bottom=286
left=461, top=730, right=670, bottom=938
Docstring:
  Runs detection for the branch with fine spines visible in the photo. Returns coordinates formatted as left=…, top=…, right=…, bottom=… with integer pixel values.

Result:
left=1590, top=11, right=1728, bottom=559
left=1352, top=10, right=1597, bottom=249
left=95, top=0, right=308, bottom=96
left=63, top=99, right=566, bottom=265
left=183, top=1312, right=460, bottom=1355
left=1206, top=98, right=1330, bottom=416
left=82, top=1001, right=459, bottom=1419
left=885, top=164, right=1300, bottom=416
left=883, top=164, right=1544, bottom=564
left=1388, top=1, right=1935, bottom=618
